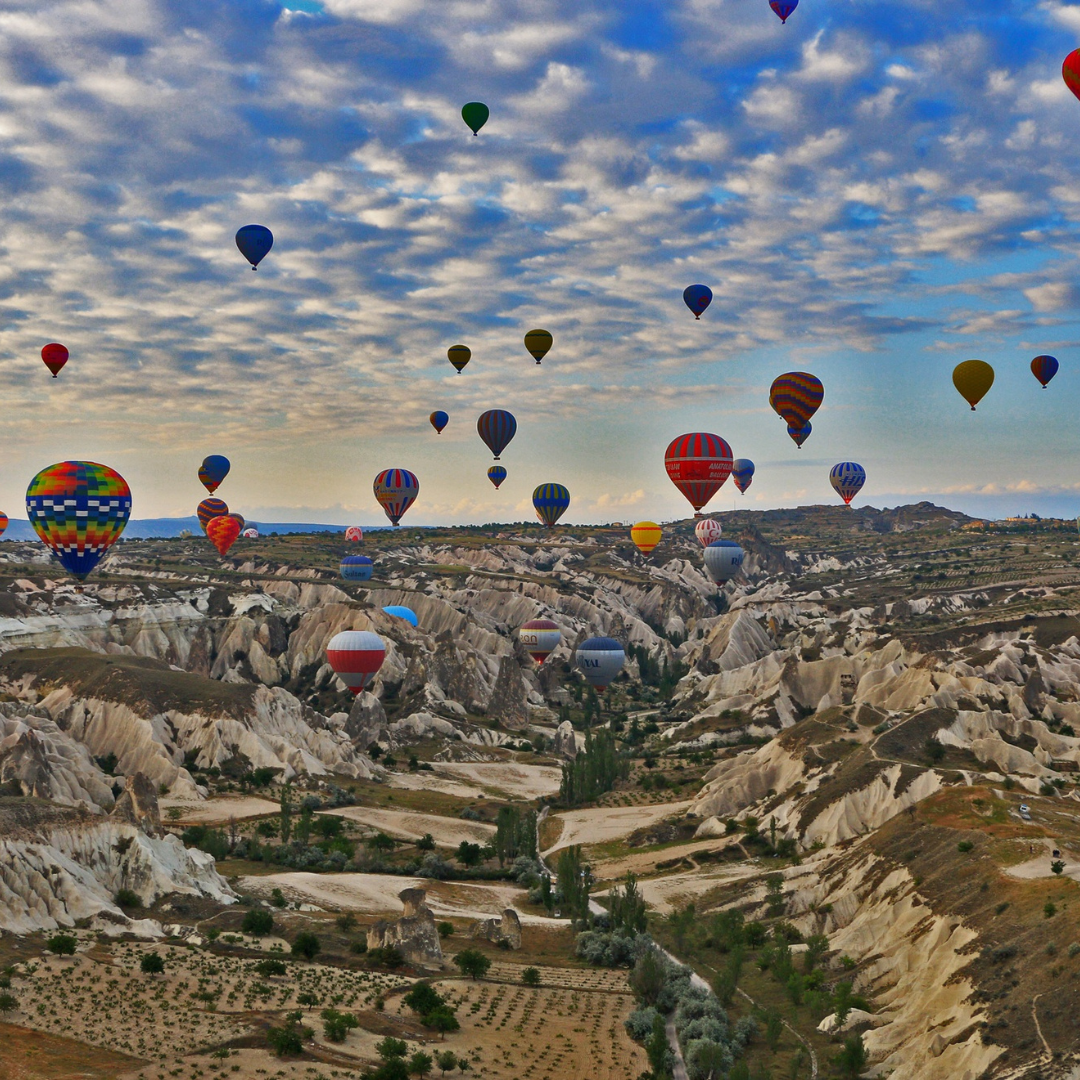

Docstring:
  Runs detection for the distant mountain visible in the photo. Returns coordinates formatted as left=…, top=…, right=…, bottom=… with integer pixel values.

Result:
left=0, top=517, right=393, bottom=541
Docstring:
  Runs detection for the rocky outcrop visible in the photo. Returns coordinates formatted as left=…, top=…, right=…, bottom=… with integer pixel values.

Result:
left=553, top=720, right=578, bottom=759
left=110, top=771, right=161, bottom=835
left=487, top=656, right=529, bottom=730
left=470, top=907, right=522, bottom=949
left=366, top=887, right=444, bottom=968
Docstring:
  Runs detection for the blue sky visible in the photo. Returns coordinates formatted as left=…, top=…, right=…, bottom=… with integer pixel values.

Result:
left=2, top=0, right=1080, bottom=525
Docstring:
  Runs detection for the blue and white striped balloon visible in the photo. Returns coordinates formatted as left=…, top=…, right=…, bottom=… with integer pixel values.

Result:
left=829, top=462, right=866, bottom=506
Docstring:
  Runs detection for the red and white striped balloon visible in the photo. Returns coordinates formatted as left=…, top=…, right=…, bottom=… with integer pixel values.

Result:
left=326, top=630, right=386, bottom=695
left=345, top=526, right=363, bottom=542
left=695, top=518, right=722, bottom=548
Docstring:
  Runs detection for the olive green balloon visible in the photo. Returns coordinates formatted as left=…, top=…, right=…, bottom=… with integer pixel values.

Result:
left=524, top=329, right=552, bottom=364
left=461, top=102, right=489, bottom=135
left=448, top=345, right=471, bottom=374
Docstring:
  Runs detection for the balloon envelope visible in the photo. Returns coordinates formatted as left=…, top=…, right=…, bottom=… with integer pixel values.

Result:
left=533, top=483, right=570, bottom=527
left=1031, top=355, right=1059, bottom=389
left=631, top=521, right=662, bottom=555
left=26, top=461, right=131, bottom=581
left=382, top=605, right=419, bottom=627
left=704, top=540, right=744, bottom=585
left=326, top=629, right=386, bottom=695
left=830, top=462, right=866, bottom=506
left=576, top=636, right=626, bottom=689
left=695, top=518, right=722, bottom=547
left=197, top=498, right=229, bottom=532
left=770, top=372, right=824, bottom=428
left=683, top=284, right=712, bottom=319
left=488, top=466, right=507, bottom=489
left=770, top=0, right=798, bottom=21
left=1064, top=49, right=1080, bottom=103
left=461, top=102, right=489, bottom=135
left=235, top=224, right=273, bottom=269
left=0, top=512, right=7, bottom=539
left=448, top=345, right=471, bottom=373
left=524, top=330, right=552, bottom=364
left=199, top=455, right=230, bottom=494
left=345, top=526, right=364, bottom=543
left=242, top=527, right=259, bottom=538
left=731, top=459, right=755, bottom=494
left=430, top=410, right=449, bottom=434
left=787, top=421, right=811, bottom=448
left=207, top=514, right=241, bottom=556
left=477, top=410, right=517, bottom=460
left=665, top=432, right=733, bottom=515
left=41, top=343, right=68, bottom=378
left=340, top=555, right=374, bottom=581
left=374, top=469, right=419, bottom=526
left=953, top=360, right=994, bottom=410
left=519, top=619, right=561, bottom=665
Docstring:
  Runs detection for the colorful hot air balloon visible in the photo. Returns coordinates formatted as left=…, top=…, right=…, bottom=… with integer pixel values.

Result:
left=830, top=462, right=866, bottom=506
left=448, top=345, right=471, bottom=374
left=340, top=555, right=374, bottom=582
left=198, top=455, right=230, bottom=494
left=703, top=540, right=744, bottom=585
left=345, top=526, right=364, bottom=543
left=1064, top=49, right=1080, bottom=103
left=770, top=0, right=798, bottom=22
left=1031, top=355, right=1059, bottom=389
left=461, top=102, right=489, bottom=135
left=631, top=521, right=662, bottom=555
left=235, top=224, right=273, bottom=270
left=695, top=518, right=722, bottom=547
left=683, top=285, right=712, bottom=319
left=41, top=343, right=68, bottom=378
left=524, top=330, right=552, bottom=364
left=477, top=410, right=517, bottom=460
left=787, top=421, right=811, bottom=448
left=382, top=605, right=419, bottom=627
left=430, top=410, right=449, bottom=434
left=227, top=513, right=245, bottom=530
left=770, top=372, right=824, bottom=429
left=533, top=483, right=570, bottom=527
left=0, top=512, right=7, bottom=539
left=207, top=514, right=241, bottom=556
left=326, top=630, right=386, bottom=695
left=242, top=527, right=259, bottom=539
left=576, top=637, right=625, bottom=689
left=731, top=459, right=755, bottom=494
left=374, top=469, right=419, bottom=526
left=519, top=619, right=561, bottom=665
left=664, top=433, right=733, bottom=516
left=26, top=461, right=131, bottom=581
left=953, top=360, right=995, bottom=411
left=488, top=466, right=507, bottom=489
left=197, top=498, right=229, bottom=532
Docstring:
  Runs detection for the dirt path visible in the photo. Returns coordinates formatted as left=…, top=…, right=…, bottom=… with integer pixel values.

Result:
left=736, top=986, right=818, bottom=1078
left=326, top=804, right=495, bottom=846
left=1031, top=994, right=1052, bottom=1060
left=666, top=1016, right=689, bottom=1080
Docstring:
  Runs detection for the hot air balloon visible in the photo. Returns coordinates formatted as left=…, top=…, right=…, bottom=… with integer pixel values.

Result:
left=345, top=526, right=364, bottom=543
left=461, top=102, right=489, bottom=135
left=770, top=372, right=824, bottom=429
left=575, top=637, right=626, bottom=689
left=374, top=469, right=419, bottom=526
left=448, top=345, right=471, bottom=374
left=524, top=330, right=552, bottom=364
left=0, top=512, right=7, bottom=539
left=1031, top=355, right=1059, bottom=389
left=242, top=527, right=259, bottom=539
left=683, top=285, right=712, bottom=319
left=383, top=605, right=419, bottom=627
left=732, top=459, right=755, bottom=494
left=197, top=498, right=229, bottom=532
left=227, top=513, right=245, bottom=530
left=519, top=619, right=561, bottom=665
left=488, top=466, right=507, bottom=489
left=340, top=555, right=374, bottom=581
left=787, top=421, right=811, bottom=448
left=1064, top=49, right=1080, bottom=103
left=235, top=224, right=273, bottom=270
left=207, top=514, right=241, bottom=556
left=326, top=630, right=386, bottom=695
left=41, top=343, right=68, bottom=378
left=770, top=0, right=798, bottom=22
left=704, top=540, right=744, bottom=585
left=533, top=483, right=570, bottom=527
left=26, top=461, right=131, bottom=581
left=695, top=518, right=722, bottom=547
left=198, top=455, right=230, bottom=494
left=477, top=410, right=517, bottom=460
left=430, top=410, right=449, bottom=434
left=631, top=521, right=662, bottom=555
left=664, top=433, right=733, bottom=516
left=830, top=462, right=866, bottom=506
left=953, top=360, right=994, bottom=411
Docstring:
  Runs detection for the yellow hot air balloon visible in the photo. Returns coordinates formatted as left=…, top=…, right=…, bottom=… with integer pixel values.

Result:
left=630, top=521, right=662, bottom=555
left=953, top=360, right=994, bottom=411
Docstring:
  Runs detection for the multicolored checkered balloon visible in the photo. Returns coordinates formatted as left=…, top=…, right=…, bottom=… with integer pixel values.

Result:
left=26, top=461, right=131, bottom=581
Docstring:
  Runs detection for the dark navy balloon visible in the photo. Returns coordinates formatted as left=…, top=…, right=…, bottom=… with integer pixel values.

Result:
left=477, top=410, right=517, bottom=460
left=1031, top=355, right=1059, bottom=389
left=488, top=466, right=507, bottom=489
left=683, top=284, right=713, bottom=320
left=198, top=455, right=230, bottom=494
left=340, top=555, right=374, bottom=582
left=770, top=0, right=798, bottom=23
left=235, top=225, right=274, bottom=270
left=430, top=410, right=449, bottom=434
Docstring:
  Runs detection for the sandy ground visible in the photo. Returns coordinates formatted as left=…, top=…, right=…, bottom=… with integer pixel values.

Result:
left=239, top=871, right=563, bottom=925
left=1003, top=837, right=1080, bottom=882
left=326, top=804, right=496, bottom=846
left=159, top=795, right=280, bottom=824
left=430, top=761, right=562, bottom=800
left=603, top=863, right=759, bottom=915
left=590, top=836, right=742, bottom=880
left=543, top=800, right=694, bottom=856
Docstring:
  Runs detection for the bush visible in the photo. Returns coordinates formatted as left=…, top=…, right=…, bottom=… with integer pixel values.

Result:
left=242, top=909, right=275, bottom=936
left=292, top=931, right=321, bottom=960
left=1052, top=860, right=1065, bottom=876
left=438, top=921, right=454, bottom=939
left=368, top=945, right=404, bottom=969
left=625, top=1005, right=662, bottom=1043
left=140, top=952, right=165, bottom=974
left=114, top=888, right=142, bottom=909
left=256, top=958, right=288, bottom=976
left=522, top=966, right=541, bottom=986
left=417, top=833, right=436, bottom=851
left=350, top=938, right=368, bottom=955
left=453, top=948, right=491, bottom=979
left=321, top=1007, right=359, bottom=1042
left=1045, top=901, right=1057, bottom=919
left=957, top=840, right=974, bottom=853
left=337, top=912, right=357, bottom=932
left=46, top=935, right=78, bottom=956
left=267, top=1020, right=310, bottom=1057
left=0, top=992, right=18, bottom=1016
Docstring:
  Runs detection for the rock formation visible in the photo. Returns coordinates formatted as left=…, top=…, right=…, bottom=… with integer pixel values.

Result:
left=470, top=907, right=522, bottom=950
left=110, top=771, right=161, bottom=835
left=366, top=887, right=444, bottom=968
left=553, top=719, right=578, bottom=759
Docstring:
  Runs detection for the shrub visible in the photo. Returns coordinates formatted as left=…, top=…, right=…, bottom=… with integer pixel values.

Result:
left=321, top=1007, right=359, bottom=1042
left=436, top=1051, right=458, bottom=1076
left=242, top=909, right=275, bottom=936
left=1052, top=860, right=1065, bottom=876
left=255, top=958, right=287, bottom=976
left=292, top=931, right=321, bottom=960
left=1045, top=901, right=1057, bottom=919
left=368, top=945, right=404, bottom=969
left=139, top=952, right=165, bottom=974
left=350, top=938, right=368, bottom=954
left=270, top=887, right=287, bottom=908
left=522, top=966, right=541, bottom=986
left=337, top=913, right=357, bottom=932
left=417, top=833, right=436, bottom=851
left=46, top=935, right=78, bottom=956
left=377, top=1037, right=408, bottom=1060
left=0, top=992, right=18, bottom=1016
left=957, top=841, right=974, bottom=853
left=408, top=1051, right=433, bottom=1077
left=114, top=888, right=142, bottom=909
left=267, top=1020, right=310, bottom=1057
left=453, top=949, right=491, bottom=979
left=438, top=921, right=454, bottom=939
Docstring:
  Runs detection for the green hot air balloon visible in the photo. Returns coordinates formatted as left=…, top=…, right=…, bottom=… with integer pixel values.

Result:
left=462, top=102, right=489, bottom=135
left=524, top=329, right=552, bottom=365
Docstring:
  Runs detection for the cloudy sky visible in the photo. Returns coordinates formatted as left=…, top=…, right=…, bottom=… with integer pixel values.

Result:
left=2, top=0, right=1080, bottom=526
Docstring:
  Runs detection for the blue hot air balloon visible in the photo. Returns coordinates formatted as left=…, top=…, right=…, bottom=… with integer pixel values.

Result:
left=770, top=0, right=798, bottom=23
left=199, top=455, right=230, bottom=494
left=731, top=459, right=755, bottom=494
left=787, top=421, right=811, bottom=448
left=430, top=410, right=449, bottom=434
left=1031, top=355, right=1059, bottom=389
left=488, top=466, right=507, bottom=489
left=382, top=605, right=419, bottom=627
left=683, top=284, right=713, bottom=319
left=235, top=225, right=274, bottom=270
left=830, top=462, right=866, bottom=506
left=477, top=410, right=517, bottom=460
left=340, top=555, right=374, bottom=582
left=533, top=483, right=570, bottom=527
left=575, top=636, right=626, bottom=689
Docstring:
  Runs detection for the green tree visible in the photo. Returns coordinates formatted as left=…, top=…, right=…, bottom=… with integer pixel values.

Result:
left=256, top=958, right=287, bottom=977
left=403, top=982, right=443, bottom=1016
left=924, top=737, right=946, bottom=763
left=832, top=980, right=854, bottom=1028
left=456, top=841, right=482, bottom=867
left=321, top=1007, right=359, bottom=1042
left=765, top=1008, right=783, bottom=1051
left=609, top=872, right=648, bottom=934
left=436, top=1051, right=458, bottom=1076
left=425, top=1007, right=460, bottom=1037
left=438, top=921, right=453, bottom=939
left=0, top=992, right=18, bottom=1016
left=292, top=931, right=321, bottom=960
left=280, top=785, right=292, bottom=843
left=765, top=873, right=785, bottom=917
left=242, top=909, right=274, bottom=936
left=297, top=805, right=313, bottom=846
left=140, top=952, right=165, bottom=975
left=297, top=991, right=319, bottom=1011
left=417, top=833, right=436, bottom=851
left=46, top=934, right=77, bottom=956
left=556, top=845, right=592, bottom=926
left=645, top=1013, right=670, bottom=1079
left=453, top=949, right=491, bottom=980
left=367, top=832, right=396, bottom=852
left=377, top=1037, right=409, bottom=1060
left=1052, top=860, right=1065, bottom=875
left=521, top=966, right=541, bottom=987
left=267, top=1019, right=310, bottom=1057
left=667, top=903, right=695, bottom=952
left=408, top=1051, right=433, bottom=1077
left=631, top=948, right=665, bottom=1006
left=833, top=1033, right=867, bottom=1078
left=803, top=933, right=829, bottom=973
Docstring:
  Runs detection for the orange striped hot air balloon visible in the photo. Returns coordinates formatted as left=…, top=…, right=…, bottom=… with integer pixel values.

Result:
left=630, top=521, right=662, bottom=555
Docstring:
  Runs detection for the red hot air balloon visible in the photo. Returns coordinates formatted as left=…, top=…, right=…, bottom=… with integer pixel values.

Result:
left=0, top=511, right=8, bottom=539
left=207, top=514, right=241, bottom=555
left=345, top=526, right=364, bottom=542
left=695, top=518, right=722, bottom=547
left=1065, top=49, right=1080, bottom=103
left=41, top=343, right=68, bottom=378
left=327, top=630, right=386, bottom=694
left=664, top=433, right=733, bottom=517
left=770, top=372, right=824, bottom=429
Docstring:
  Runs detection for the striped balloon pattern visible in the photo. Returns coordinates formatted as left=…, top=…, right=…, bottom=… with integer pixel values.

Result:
left=197, top=497, right=229, bottom=532
left=340, top=555, right=374, bottom=581
left=477, top=410, right=517, bottom=460
left=770, top=372, right=824, bottom=428
left=830, top=462, right=866, bottom=506
left=447, top=345, right=471, bottom=373
left=731, top=458, right=755, bottom=494
left=198, top=455, right=230, bottom=493
left=787, top=421, right=811, bottom=448
left=1031, top=354, right=1058, bottom=389
left=374, top=468, right=419, bottom=526
left=519, top=618, right=561, bottom=664
left=487, top=465, right=507, bottom=489
left=695, top=518, right=722, bottom=547
left=326, top=630, right=386, bottom=695
left=0, top=511, right=7, bottom=539
left=664, top=432, right=733, bottom=514
left=770, top=0, right=798, bottom=22
left=533, top=483, right=570, bottom=526
left=631, top=521, right=662, bottom=554
left=344, top=526, right=363, bottom=542
left=207, top=514, right=241, bottom=555
left=26, top=461, right=132, bottom=581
